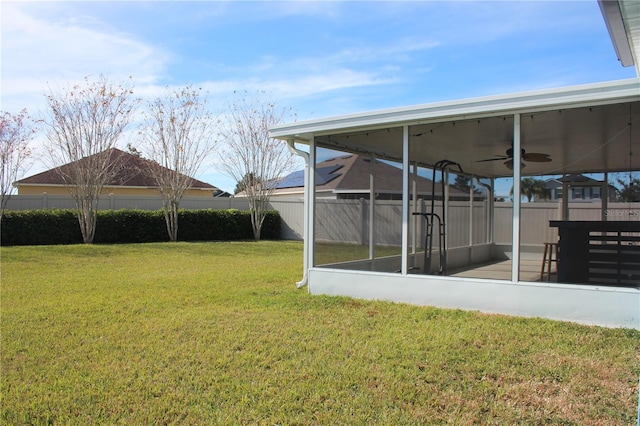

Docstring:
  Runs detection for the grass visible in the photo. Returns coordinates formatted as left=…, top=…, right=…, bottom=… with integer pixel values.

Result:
left=1, top=241, right=639, bottom=425
left=315, top=241, right=402, bottom=265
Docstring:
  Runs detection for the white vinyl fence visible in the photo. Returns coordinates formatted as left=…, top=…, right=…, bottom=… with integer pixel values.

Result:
left=494, top=202, right=640, bottom=244
left=4, top=194, right=639, bottom=244
left=314, top=200, right=638, bottom=246
left=314, top=199, right=490, bottom=248
left=4, top=193, right=249, bottom=211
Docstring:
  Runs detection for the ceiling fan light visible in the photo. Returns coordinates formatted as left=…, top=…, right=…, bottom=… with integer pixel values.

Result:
left=505, top=159, right=525, bottom=170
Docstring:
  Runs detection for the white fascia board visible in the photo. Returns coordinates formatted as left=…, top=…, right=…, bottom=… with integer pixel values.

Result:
left=599, top=0, right=635, bottom=67
left=14, top=183, right=66, bottom=188
left=620, top=0, right=640, bottom=74
left=270, top=79, right=640, bottom=141
left=334, top=189, right=375, bottom=194
left=14, top=183, right=204, bottom=191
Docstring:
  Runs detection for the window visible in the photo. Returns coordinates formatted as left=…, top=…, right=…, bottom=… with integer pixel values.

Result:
left=572, top=187, right=583, bottom=199
left=555, top=189, right=563, bottom=200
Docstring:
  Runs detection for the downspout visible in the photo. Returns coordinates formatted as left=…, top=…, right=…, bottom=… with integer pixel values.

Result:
left=286, top=139, right=310, bottom=288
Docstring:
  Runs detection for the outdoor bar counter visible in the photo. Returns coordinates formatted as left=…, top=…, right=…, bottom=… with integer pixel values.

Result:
left=549, top=220, right=640, bottom=287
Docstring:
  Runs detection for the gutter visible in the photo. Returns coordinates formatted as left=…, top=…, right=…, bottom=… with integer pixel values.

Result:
left=286, top=139, right=310, bottom=288
left=598, top=0, right=635, bottom=68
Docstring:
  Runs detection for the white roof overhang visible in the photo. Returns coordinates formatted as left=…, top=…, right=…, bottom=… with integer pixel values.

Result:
left=599, top=0, right=640, bottom=73
left=271, top=79, right=639, bottom=178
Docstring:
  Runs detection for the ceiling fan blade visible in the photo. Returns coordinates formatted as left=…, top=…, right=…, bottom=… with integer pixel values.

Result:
left=476, top=156, right=509, bottom=163
left=523, top=152, right=552, bottom=162
left=477, top=147, right=552, bottom=164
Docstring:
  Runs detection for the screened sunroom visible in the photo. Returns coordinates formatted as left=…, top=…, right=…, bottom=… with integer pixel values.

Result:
left=271, top=79, right=640, bottom=329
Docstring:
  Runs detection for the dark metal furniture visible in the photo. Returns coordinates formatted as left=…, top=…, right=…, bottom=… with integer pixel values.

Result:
left=549, top=220, right=640, bottom=287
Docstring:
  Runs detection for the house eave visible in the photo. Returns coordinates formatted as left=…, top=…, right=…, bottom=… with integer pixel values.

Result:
left=14, top=183, right=216, bottom=191
left=270, top=79, right=640, bottom=141
left=599, top=0, right=636, bottom=68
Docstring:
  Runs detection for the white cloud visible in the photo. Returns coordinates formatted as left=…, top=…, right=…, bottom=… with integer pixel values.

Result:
left=0, top=2, right=399, bottom=119
left=1, top=3, right=170, bottom=113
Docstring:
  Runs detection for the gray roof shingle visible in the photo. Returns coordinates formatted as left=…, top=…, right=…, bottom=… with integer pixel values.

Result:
left=15, top=148, right=217, bottom=190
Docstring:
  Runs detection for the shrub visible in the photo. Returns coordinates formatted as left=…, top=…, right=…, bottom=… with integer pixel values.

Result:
left=0, top=209, right=282, bottom=246
left=0, top=209, right=82, bottom=246
left=177, top=209, right=280, bottom=241
left=259, top=210, right=281, bottom=240
left=94, top=210, right=166, bottom=244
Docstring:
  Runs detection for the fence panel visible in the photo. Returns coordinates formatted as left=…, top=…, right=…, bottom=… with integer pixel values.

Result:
left=5, top=194, right=638, bottom=243
left=315, top=199, right=363, bottom=244
left=268, top=197, right=305, bottom=240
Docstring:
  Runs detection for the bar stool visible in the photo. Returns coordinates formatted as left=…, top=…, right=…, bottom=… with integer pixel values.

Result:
left=540, top=242, right=558, bottom=281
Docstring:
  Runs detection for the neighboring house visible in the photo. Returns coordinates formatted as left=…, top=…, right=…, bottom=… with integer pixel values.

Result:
left=270, top=154, right=473, bottom=200
left=541, top=174, right=617, bottom=202
left=14, top=148, right=224, bottom=197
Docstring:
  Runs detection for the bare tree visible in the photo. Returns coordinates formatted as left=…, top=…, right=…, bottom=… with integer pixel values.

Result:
left=219, top=92, right=297, bottom=240
left=140, top=85, right=218, bottom=241
left=0, top=109, right=36, bottom=220
left=43, top=75, right=139, bottom=243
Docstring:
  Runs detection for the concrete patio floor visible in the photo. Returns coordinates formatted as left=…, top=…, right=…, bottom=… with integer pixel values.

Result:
left=449, top=259, right=555, bottom=282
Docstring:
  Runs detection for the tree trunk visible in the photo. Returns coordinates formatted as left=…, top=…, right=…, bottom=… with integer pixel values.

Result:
left=250, top=197, right=269, bottom=241
left=162, top=199, right=180, bottom=242
left=76, top=196, right=97, bottom=244
left=251, top=209, right=262, bottom=241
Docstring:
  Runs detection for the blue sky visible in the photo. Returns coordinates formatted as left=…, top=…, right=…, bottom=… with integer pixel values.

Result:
left=1, top=1, right=637, bottom=193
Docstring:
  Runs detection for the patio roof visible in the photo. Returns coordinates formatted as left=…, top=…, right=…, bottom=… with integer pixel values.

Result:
left=271, top=79, right=639, bottom=178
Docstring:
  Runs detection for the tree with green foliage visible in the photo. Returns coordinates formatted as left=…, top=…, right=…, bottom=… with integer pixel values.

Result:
left=616, top=177, right=640, bottom=202
left=510, top=177, right=548, bottom=202
left=234, top=172, right=260, bottom=195
left=453, top=174, right=471, bottom=193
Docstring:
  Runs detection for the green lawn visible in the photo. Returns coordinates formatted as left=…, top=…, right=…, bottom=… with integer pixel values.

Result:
left=1, top=241, right=639, bottom=425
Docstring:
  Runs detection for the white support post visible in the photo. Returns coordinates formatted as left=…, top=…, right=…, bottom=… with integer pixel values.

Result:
left=369, top=153, right=376, bottom=260
left=511, top=114, right=522, bottom=283
left=469, top=176, right=474, bottom=246
left=412, top=163, right=418, bottom=257
left=602, top=172, right=609, bottom=221
left=401, top=126, right=410, bottom=275
left=489, top=179, right=494, bottom=244
left=444, top=170, right=450, bottom=252
left=562, top=175, right=569, bottom=220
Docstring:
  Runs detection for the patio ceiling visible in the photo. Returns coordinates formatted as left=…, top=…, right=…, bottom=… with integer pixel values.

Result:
left=271, top=79, right=640, bottom=179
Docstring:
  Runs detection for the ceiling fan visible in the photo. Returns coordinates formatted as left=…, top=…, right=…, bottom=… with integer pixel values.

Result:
left=477, top=146, right=551, bottom=170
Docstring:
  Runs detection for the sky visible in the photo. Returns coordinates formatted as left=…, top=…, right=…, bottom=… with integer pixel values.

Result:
left=1, top=0, right=637, bottom=193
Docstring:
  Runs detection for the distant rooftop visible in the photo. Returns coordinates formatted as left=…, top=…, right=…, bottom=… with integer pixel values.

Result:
left=15, top=148, right=218, bottom=190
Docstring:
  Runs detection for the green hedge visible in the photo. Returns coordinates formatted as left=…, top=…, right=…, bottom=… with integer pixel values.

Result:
left=0, top=209, right=281, bottom=246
